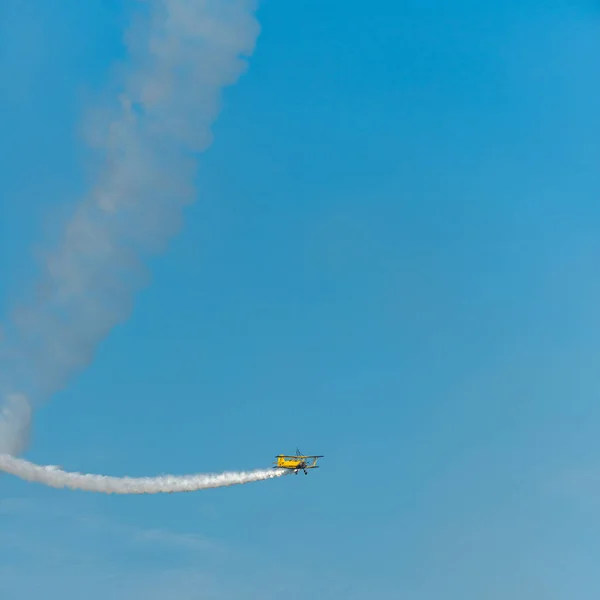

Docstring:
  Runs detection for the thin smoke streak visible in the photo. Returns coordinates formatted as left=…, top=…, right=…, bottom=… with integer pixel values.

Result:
left=0, top=454, right=288, bottom=494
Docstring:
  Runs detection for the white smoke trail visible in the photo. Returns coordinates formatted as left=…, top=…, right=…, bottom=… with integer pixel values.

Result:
left=0, top=0, right=261, bottom=460
left=0, top=453, right=287, bottom=493
left=0, top=394, right=31, bottom=455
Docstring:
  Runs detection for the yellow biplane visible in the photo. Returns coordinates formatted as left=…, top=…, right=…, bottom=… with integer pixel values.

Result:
left=273, top=448, right=323, bottom=475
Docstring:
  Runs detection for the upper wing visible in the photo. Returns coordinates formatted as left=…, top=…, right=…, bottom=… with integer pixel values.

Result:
left=276, top=454, right=324, bottom=459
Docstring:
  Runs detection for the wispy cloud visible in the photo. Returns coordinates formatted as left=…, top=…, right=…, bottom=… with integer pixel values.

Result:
left=0, top=496, right=227, bottom=599
left=0, top=494, right=217, bottom=553
left=74, top=511, right=219, bottom=553
left=0, top=496, right=305, bottom=600
left=0, top=495, right=36, bottom=515
left=0, top=563, right=222, bottom=600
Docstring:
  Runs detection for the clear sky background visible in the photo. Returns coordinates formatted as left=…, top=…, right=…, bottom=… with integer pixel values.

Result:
left=2, top=0, right=600, bottom=598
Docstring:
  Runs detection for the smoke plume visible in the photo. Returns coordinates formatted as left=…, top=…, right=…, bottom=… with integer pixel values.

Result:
left=0, top=0, right=271, bottom=489
left=0, top=0, right=259, bottom=440
left=0, top=394, right=31, bottom=455
left=0, top=454, right=287, bottom=493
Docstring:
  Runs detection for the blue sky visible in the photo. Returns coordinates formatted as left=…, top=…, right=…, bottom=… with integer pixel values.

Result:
left=2, top=0, right=600, bottom=597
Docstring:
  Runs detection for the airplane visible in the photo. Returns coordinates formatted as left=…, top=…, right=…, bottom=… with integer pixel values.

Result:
left=273, top=448, right=323, bottom=475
